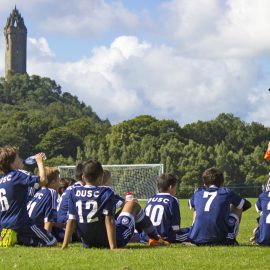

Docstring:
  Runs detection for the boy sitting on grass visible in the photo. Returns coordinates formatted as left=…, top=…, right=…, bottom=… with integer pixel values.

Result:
left=188, top=167, right=251, bottom=245
left=57, top=163, right=84, bottom=225
left=250, top=176, right=270, bottom=245
left=62, top=159, right=167, bottom=249
left=27, top=167, right=59, bottom=233
left=144, top=173, right=191, bottom=243
left=0, top=146, right=56, bottom=247
left=53, top=163, right=84, bottom=242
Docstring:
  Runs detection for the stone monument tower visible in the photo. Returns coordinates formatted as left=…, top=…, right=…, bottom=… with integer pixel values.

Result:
left=4, top=6, right=27, bottom=76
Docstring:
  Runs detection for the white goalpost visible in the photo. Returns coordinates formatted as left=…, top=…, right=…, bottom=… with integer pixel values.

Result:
left=58, top=164, right=164, bottom=200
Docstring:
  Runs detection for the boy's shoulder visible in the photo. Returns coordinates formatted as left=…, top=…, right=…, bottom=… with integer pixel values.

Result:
left=1, top=169, right=29, bottom=178
left=40, top=187, right=57, bottom=196
left=204, top=186, right=232, bottom=193
left=148, top=193, right=178, bottom=204
left=216, top=187, right=232, bottom=194
left=17, top=169, right=31, bottom=176
left=193, top=186, right=233, bottom=197
left=73, top=181, right=83, bottom=187
left=72, top=185, right=114, bottom=196
left=195, top=187, right=205, bottom=192
left=259, top=191, right=270, bottom=199
left=0, top=169, right=35, bottom=185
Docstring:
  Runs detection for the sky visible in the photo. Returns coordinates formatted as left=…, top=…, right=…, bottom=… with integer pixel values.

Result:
left=1, top=0, right=270, bottom=126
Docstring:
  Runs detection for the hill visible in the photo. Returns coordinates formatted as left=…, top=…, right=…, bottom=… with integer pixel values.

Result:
left=0, top=73, right=110, bottom=164
left=1, top=73, right=270, bottom=196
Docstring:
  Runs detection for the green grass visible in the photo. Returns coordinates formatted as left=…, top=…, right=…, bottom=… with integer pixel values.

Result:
left=0, top=198, right=268, bottom=270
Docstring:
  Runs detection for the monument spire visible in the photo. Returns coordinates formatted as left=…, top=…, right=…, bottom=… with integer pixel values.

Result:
left=4, top=6, right=27, bottom=76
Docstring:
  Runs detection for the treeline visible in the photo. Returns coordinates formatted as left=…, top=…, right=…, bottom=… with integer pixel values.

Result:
left=1, top=74, right=270, bottom=196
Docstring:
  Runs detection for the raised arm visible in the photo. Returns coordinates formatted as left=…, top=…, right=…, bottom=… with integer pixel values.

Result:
left=35, top=153, right=47, bottom=187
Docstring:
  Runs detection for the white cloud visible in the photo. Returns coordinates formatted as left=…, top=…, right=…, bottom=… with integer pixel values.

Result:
left=26, top=35, right=262, bottom=125
left=41, top=0, right=140, bottom=37
left=163, top=0, right=270, bottom=58
left=246, top=88, right=270, bottom=126
left=27, top=36, right=148, bottom=119
left=28, top=37, right=54, bottom=58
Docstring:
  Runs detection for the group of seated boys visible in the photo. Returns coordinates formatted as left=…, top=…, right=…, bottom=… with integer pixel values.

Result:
left=0, top=145, right=269, bottom=249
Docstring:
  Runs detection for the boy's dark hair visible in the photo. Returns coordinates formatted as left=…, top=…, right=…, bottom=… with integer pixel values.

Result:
left=75, top=162, right=84, bottom=181
left=44, top=167, right=60, bottom=187
left=157, top=174, right=178, bottom=192
left=202, top=167, right=224, bottom=187
left=0, top=146, right=18, bottom=173
left=58, top=177, right=76, bottom=195
left=82, top=159, right=103, bottom=183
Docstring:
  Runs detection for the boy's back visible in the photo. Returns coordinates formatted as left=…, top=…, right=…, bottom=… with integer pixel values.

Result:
left=255, top=191, right=270, bottom=244
left=27, top=187, right=57, bottom=227
left=189, top=186, right=244, bottom=244
left=57, top=181, right=83, bottom=224
left=145, top=193, right=180, bottom=241
left=0, top=169, right=39, bottom=230
left=68, top=184, right=115, bottom=248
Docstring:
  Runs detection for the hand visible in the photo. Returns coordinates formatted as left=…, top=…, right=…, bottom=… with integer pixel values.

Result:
left=35, top=152, right=45, bottom=163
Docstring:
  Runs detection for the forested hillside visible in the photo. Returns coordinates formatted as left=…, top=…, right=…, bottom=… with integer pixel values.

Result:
left=0, top=73, right=110, bottom=164
left=1, top=73, right=270, bottom=196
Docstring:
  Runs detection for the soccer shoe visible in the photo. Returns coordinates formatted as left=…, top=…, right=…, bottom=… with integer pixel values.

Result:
left=0, top=228, right=17, bottom=247
left=224, top=238, right=239, bottom=246
left=249, top=236, right=257, bottom=245
left=148, top=238, right=169, bottom=247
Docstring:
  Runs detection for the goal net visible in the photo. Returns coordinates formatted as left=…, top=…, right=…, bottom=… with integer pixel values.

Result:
left=58, top=164, right=163, bottom=199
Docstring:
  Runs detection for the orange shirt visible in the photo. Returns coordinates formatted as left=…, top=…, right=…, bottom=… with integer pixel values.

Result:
left=265, top=145, right=270, bottom=160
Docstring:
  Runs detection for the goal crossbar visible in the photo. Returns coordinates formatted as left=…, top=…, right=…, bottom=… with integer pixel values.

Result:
left=58, top=164, right=163, bottom=199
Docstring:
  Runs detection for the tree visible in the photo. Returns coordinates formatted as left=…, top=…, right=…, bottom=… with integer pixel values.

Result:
left=37, top=127, right=82, bottom=158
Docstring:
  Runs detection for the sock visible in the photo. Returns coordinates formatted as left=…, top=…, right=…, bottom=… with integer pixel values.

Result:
left=135, top=209, right=159, bottom=240
left=226, top=213, right=239, bottom=240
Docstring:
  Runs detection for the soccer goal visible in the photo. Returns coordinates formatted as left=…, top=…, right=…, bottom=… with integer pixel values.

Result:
left=58, top=164, right=163, bottom=200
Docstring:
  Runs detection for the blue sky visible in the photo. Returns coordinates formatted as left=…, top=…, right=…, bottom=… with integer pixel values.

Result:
left=0, top=0, right=270, bottom=126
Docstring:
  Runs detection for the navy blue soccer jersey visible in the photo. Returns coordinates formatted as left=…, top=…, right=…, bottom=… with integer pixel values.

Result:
left=255, top=191, right=270, bottom=245
left=27, top=187, right=37, bottom=202
left=189, top=186, right=245, bottom=244
left=0, top=170, right=40, bottom=230
left=57, top=181, right=83, bottom=223
left=27, top=187, right=58, bottom=227
left=114, top=194, right=124, bottom=209
left=144, top=193, right=180, bottom=241
left=68, top=185, right=115, bottom=248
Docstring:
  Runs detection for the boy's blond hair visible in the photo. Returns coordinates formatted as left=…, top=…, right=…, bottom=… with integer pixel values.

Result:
left=43, top=167, right=60, bottom=186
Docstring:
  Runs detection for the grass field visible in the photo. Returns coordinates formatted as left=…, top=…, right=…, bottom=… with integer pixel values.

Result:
left=0, top=198, right=269, bottom=270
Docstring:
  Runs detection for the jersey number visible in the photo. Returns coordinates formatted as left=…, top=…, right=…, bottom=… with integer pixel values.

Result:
left=27, top=201, right=37, bottom=217
left=0, top=188, right=9, bottom=211
left=76, top=200, right=98, bottom=223
left=203, top=191, right=217, bottom=212
left=145, top=204, right=164, bottom=226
